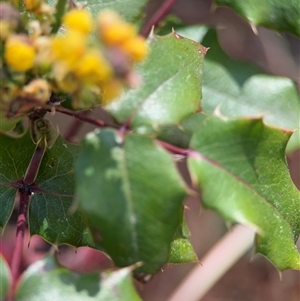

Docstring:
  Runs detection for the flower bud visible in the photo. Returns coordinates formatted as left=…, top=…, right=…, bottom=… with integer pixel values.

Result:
left=4, top=35, right=36, bottom=72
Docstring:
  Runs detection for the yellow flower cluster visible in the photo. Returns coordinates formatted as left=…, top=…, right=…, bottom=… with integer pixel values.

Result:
left=98, top=10, right=148, bottom=62
left=4, top=35, right=36, bottom=72
left=1, top=5, right=148, bottom=111
left=49, top=8, right=148, bottom=106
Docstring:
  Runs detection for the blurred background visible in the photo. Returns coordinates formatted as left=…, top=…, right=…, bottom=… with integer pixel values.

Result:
left=1, top=0, right=299, bottom=300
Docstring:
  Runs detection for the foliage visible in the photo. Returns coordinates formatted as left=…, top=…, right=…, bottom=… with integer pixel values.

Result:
left=0, top=0, right=299, bottom=300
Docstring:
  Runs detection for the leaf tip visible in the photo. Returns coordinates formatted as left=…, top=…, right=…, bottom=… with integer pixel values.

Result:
left=250, top=23, right=259, bottom=35
left=148, top=26, right=155, bottom=39
left=172, top=28, right=184, bottom=39
left=198, top=46, right=209, bottom=56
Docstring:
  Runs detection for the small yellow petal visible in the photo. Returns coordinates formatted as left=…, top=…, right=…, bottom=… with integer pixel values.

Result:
left=63, top=9, right=93, bottom=35
left=100, top=79, right=123, bottom=104
left=4, top=35, right=35, bottom=72
left=74, top=50, right=113, bottom=84
left=51, top=31, right=86, bottom=68
left=120, top=36, right=148, bottom=61
left=97, top=9, right=136, bottom=45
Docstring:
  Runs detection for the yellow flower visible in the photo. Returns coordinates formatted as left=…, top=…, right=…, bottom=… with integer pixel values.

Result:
left=51, top=30, right=86, bottom=69
left=100, top=79, right=123, bottom=104
left=4, top=35, right=36, bottom=72
left=24, top=0, right=42, bottom=11
left=120, top=36, right=148, bottom=62
left=63, top=9, right=93, bottom=35
left=97, top=10, right=136, bottom=45
left=74, top=50, right=113, bottom=84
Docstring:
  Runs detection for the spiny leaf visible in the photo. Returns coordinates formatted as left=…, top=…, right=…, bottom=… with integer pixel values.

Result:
left=75, top=129, right=188, bottom=274
left=15, top=256, right=142, bottom=301
left=107, top=32, right=206, bottom=132
left=188, top=115, right=300, bottom=270
left=169, top=217, right=198, bottom=263
left=0, top=131, right=93, bottom=247
left=201, top=29, right=300, bottom=152
left=29, top=135, right=93, bottom=247
left=215, top=0, right=300, bottom=36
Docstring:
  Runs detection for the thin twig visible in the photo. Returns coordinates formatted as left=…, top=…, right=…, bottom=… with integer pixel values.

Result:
left=63, top=111, right=90, bottom=142
left=8, top=139, right=47, bottom=300
left=167, top=225, right=255, bottom=301
left=140, top=0, right=179, bottom=37
left=53, top=106, right=118, bottom=129
left=23, top=144, right=46, bottom=185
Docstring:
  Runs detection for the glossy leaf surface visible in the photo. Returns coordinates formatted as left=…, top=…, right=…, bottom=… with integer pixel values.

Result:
left=107, top=32, right=206, bottom=132
left=76, top=129, right=187, bottom=274
left=188, top=115, right=300, bottom=270
left=201, top=30, right=300, bottom=152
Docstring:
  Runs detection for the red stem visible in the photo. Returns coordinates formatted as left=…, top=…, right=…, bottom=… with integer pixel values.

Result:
left=63, top=111, right=90, bottom=142
left=156, top=140, right=190, bottom=156
left=23, top=144, right=46, bottom=185
left=8, top=140, right=46, bottom=300
left=8, top=190, right=30, bottom=301
left=53, top=106, right=118, bottom=129
left=140, top=0, right=179, bottom=36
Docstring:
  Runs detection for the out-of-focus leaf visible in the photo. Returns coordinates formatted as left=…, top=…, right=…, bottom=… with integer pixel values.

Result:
left=107, top=32, right=206, bottom=132
left=215, top=0, right=300, bottom=37
left=15, top=256, right=142, bottom=301
left=169, top=217, right=198, bottom=263
left=0, top=112, right=21, bottom=132
left=201, top=29, right=300, bottom=152
left=75, top=129, right=187, bottom=274
left=0, top=255, right=11, bottom=301
left=78, top=0, right=149, bottom=22
left=188, top=115, right=300, bottom=270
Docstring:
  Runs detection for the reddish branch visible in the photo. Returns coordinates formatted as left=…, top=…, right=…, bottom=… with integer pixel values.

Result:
left=63, top=111, right=90, bottom=142
left=8, top=190, right=30, bottom=301
left=141, top=0, right=179, bottom=36
left=8, top=142, right=46, bottom=301
left=55, top=106, right=195, bottom=158
left=53, top=106, right=118, bottom=129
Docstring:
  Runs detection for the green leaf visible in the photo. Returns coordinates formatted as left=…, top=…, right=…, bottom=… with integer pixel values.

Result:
left=29, top=136, right=93, bottom=247
left=188, top=115, right=300, bottom=270
left=0, top=112, right=21, bottom=132
left=0, top=131, right=93, bottom=247
left=78, top=0, right=149, bottom=22
left=75, top=129, right=187, bottom=274
left=169, top=217, right=198, bottom=263
left=201, top=29, right=300, bottom=152
left=107, top=32, right=206, bottom=132
left=0, top=133, right=34, bottom=229
left=215, top=0, right=300, bottom=37
left=15, top=256, right=142, bottom=301
left=0, top=255, right=11, bottom=301
left=156, top=112, right=208, bottom=149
